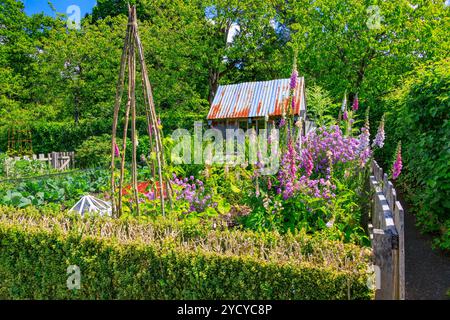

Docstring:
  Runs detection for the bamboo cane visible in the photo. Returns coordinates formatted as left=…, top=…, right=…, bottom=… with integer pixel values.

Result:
left=129, top=10, right=140, bottom=215
left=133, top=8, right=167, bottom=216
left=110, top=10, right=132, bottom=217
left=139, top=60, right=157, bottom=181
left=118, top=49, right=132, bottom=215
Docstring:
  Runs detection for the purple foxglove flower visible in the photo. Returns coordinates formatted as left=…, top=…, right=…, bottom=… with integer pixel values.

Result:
left=288, top=140, right=297, bottom=177
left=357, top=126, right=372, bottom=166
left=392, top=142, right=402, bottom=180
left=146, top=191, right=155, bottom=201
left=372, top=115, right=385, bottom=148
left=279, top=118, right=286, bottom=127
left=303, top=149, right=313, bottom=177
left=290, top=68, right=298, bottom=90
left=256, top=150, right=264, bottom=169
left=352, top=94, right=359, bottom=111
left=114, top=142, right=120, bottom=157
left=343, top=110, right=348, bottom=121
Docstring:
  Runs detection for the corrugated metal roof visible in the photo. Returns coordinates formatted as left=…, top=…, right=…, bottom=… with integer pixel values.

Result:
left=207, top=77, right=305, bottom=120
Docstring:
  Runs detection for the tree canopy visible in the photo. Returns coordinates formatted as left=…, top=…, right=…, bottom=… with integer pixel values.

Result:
left=0, top=0, right=448, bottom=127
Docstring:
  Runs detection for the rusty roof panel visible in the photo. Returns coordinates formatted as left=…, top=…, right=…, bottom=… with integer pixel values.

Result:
left=208, top=77, right=305, bottom=120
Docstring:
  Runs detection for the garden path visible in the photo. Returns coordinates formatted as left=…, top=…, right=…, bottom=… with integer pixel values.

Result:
left=401, top=192, right=450, bottom=300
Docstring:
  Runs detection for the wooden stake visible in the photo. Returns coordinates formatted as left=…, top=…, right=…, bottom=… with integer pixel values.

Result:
left=129, top=9, right=140, bottom=215
left=134, top=9, right=167, bottom=216
left=118, top=47, right=132, bottom=215
left=111, top=5, right=169, bottom=217
left=111, top=10, right=132, bottom=217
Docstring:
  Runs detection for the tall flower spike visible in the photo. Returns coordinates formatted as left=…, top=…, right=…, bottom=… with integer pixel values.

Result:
left=341, top=91, right=347, bottom=113
left=303, top=148, right=313, bottom=177
left=114, top=141, right=120, bottom=157
left=392, top=141, right=402, bottom=180
left=372, top=114, right=385, bottom=148
left=352, top=94, right=359, bottom=111
left=290, top=68, right=298, bottom=90
left=365, top=106, right=370, bottom=130
left=290, top=59, right=298, bottom=114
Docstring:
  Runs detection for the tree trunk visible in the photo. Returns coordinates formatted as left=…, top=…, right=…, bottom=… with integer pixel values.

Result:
left=208, top=69, right=220, bottom=105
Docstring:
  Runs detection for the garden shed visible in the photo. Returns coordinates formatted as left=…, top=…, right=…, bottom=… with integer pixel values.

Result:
left=207, top=77, right=308, bottom=133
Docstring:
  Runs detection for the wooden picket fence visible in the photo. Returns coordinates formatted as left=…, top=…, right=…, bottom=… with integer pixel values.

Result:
left=12, top=152, right=75, bottom=171
left=369, top=160, right=405, bottom=300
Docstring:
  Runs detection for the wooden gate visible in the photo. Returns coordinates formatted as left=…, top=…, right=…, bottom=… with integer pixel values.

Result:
left=16, top=152, right=75, bottom=171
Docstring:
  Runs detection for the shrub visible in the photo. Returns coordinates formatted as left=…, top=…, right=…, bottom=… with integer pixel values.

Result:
left=75, top=134, right=112, bottom=169
left=0, top=206, right=374, bottom=300
left=379, top=59, right=450, bottom=251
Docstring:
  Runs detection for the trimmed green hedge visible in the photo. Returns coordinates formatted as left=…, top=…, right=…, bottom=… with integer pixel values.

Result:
left=0, top=207, right=374, bottom=300
left=0, top=113, right=202, bottom=155
left=377, top=59, right=450, bottom=251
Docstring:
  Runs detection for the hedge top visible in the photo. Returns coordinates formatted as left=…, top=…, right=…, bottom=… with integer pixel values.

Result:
left=0, top=206, right=371, bottom=273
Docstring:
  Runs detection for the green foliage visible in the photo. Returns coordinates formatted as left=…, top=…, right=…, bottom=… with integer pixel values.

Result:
left=0, top=114, right=203, bottom=155
left=306, top=84, right=338, bottom=126
left=0, top=119, right=112, bottom=154
left=380, top=59, right=450, bottom=251
left=0, top=154, right=51, bottom=178
left=284, top=0, right=449, bottom=111
left=0, top=0, right=56, bottom=124
left=0, top=206, right=374, bottom=299
left=74, top=133, right=160, bottom=170
left=242, top=174, right=370, bottom=247
left=204, top=165, right=252, bottom=205
left=0, top=170, right=110, bottom=209
left=75, top=134, right=112, bottom=169
left=1, top=0, right=448, bottom=130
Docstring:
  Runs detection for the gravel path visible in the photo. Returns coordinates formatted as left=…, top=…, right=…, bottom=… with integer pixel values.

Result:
left=402, top=196, right=450, bottom=300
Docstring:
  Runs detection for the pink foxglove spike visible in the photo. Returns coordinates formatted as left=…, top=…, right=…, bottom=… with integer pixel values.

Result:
left=352, top=94, right=359, bottom=111
left=392, top=142, right=402, bottom=180
left=114, top=141, right=120, bottom=157
left=290, top=68, right=298, bottom=90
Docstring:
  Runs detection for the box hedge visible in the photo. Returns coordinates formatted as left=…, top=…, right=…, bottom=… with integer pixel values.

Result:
left=0, top=207, right=374, bottom=299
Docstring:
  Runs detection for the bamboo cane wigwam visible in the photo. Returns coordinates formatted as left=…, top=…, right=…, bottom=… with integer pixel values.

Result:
left=110, top=5, right=170, bottom=217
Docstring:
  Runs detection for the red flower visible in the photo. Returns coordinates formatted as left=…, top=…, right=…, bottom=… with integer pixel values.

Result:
left=137, top=182, right=150, bottom=193
left=120, top=181, right=167, bottom=198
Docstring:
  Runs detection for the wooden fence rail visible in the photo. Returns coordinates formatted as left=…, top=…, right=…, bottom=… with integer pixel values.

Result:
left=11, top=152, right=75, bottom=171
left=370, top=160, right=405, bottom=300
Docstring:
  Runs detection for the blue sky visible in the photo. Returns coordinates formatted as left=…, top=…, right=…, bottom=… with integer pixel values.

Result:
left=23, top=0, right=97, bottom=17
